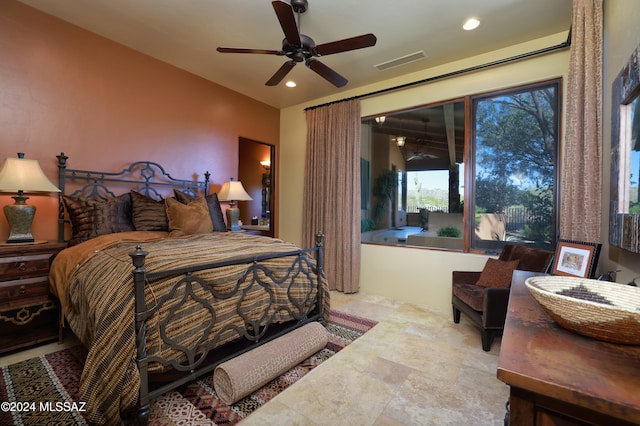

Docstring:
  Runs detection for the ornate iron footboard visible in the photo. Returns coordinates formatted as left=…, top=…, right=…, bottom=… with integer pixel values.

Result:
left=130, top=234, right=324, bottom=424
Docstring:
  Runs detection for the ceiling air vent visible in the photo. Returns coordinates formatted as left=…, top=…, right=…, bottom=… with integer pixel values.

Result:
left=374, top=51, right=426, bottom=71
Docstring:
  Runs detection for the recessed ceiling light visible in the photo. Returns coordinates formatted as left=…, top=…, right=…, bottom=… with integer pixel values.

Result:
left=285, top=81, right=296, bottom=88
left=463, top=18, right=480, bottom=31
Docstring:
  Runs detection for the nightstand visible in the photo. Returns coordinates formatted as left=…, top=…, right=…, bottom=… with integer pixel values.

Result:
left=239, top=225, right=270, bottom=236
left=0, top=241, right=67, bottom=354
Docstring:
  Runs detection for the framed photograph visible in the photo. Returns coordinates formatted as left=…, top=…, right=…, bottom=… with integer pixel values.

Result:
left=552, top=239, right=602, bottom=278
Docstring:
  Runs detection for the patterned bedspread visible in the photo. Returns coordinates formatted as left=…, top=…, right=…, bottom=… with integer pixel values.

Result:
left=50, top=232, right=329, bottom=425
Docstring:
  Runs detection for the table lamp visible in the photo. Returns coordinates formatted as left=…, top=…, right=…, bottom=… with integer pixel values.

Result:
left=218, top=178, right=252, bottom=231
left=0, top=153, right=60, bottom=243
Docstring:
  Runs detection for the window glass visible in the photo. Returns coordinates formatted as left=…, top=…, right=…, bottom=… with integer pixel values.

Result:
left=628, top=96, right=640, bottom=214
left=361, top=79, right=560, bottom=252
left=361, top=101, right=465, bottom=248
left=407, top=168, right=464, bottom=213
left=472, top=81, right=559, bottom=251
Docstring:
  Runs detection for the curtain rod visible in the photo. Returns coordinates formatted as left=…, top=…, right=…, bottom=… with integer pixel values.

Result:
left=305, top=30, right=572, bottom=112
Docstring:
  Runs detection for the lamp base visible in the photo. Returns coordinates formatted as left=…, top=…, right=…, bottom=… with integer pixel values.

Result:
left=4, top=195, right=36, bottom=243
left=225, top=206, right=241, bottom=231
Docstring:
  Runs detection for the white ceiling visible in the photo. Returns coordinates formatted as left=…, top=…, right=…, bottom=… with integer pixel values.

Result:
left=18, top=0, right=573, bottom=109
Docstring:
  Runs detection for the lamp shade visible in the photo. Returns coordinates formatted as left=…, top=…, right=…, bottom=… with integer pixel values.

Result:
left=218, top=179, right=252, bottom=202
left=0, top=156, right=60, bottom=193
left=0, top=154, right=60, bottom=243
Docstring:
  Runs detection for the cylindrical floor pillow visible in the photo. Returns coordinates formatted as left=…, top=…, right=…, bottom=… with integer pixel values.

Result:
left=213, top=321, right=328, bottom=405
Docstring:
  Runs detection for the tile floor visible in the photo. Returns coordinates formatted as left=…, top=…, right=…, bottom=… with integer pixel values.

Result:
left=0, top=291, right=510, bottom=425
left=242, top=291, right=510, bottom=425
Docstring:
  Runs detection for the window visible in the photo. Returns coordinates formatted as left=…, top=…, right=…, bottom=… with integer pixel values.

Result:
left=406, top=168, right=464, bottom=213
left=361, top=79, right=560, bottom=252
left=360, top=100, right=465, bottom=247
left=627, top=96, right=640, bottom=214
left=471, top=81, right=559, bottom=251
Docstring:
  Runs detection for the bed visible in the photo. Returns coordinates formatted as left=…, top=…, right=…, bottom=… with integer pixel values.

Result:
left=49, top=153, right=329, bottom=425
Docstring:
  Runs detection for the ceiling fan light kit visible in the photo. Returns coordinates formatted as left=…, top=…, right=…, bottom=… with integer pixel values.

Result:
left=217, top=0, right=377, bottom=88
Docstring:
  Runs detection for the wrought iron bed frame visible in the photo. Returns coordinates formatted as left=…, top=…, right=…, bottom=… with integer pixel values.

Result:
left=55, top=153, right=325, bottom=424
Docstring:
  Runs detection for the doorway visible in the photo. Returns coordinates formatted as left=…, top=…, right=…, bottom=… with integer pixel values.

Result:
left=238, top=137, right=275, bottom=237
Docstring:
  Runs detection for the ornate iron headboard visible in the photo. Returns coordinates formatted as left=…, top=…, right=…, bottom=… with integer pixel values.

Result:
left=56, top=152, right=210, bottom=242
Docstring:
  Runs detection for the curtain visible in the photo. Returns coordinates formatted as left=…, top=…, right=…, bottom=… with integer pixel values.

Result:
left=302, top=99, right=361, bottom=293
left=559, top=0, right=603, bottom=242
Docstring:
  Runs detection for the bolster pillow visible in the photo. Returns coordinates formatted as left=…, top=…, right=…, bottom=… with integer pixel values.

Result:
left=213, top=321, right=328, bottom=405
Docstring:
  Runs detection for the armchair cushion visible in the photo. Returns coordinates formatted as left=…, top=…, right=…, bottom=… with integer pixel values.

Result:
left=475, top=258, right=520, bottom=288
left=453, top=284, right=485, bottom=311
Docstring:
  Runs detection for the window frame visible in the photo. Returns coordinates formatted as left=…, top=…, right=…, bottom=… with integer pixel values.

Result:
left=466, top=78, right=561, bottom=253
left=361, top=78, right=562, bottom=253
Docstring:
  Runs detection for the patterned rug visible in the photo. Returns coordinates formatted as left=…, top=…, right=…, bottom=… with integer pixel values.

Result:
left=0, top=310, right=376, bottom=425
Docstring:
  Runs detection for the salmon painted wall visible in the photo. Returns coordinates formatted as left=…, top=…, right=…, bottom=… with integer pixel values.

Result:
left=0, top=0, right=279, bottom=242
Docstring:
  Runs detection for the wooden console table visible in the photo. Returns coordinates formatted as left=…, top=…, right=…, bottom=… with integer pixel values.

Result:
left=497, top=270, right=640, bottom=425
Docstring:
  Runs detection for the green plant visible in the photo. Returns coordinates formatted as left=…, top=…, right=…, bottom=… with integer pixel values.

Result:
left=437, top=226, right=461, bottom=238
left=520, top=185, right=553, bottom=244
left=361, top=217, right=375, bottom=233
left=371, top=169, right=398, bottom=225
left=373, top=169, right=397, bottom=201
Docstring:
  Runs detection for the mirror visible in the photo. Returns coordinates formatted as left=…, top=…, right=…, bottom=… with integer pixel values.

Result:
left=610, top=41, right=640, bottom=253
left=238, top=137, right=275, bottom=237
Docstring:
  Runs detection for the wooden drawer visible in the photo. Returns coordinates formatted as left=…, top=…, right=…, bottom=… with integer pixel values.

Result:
left=0, top=242, right=66, bottom=353
left=0, top=277, right=51, bottom=309
left=0, top=299, right=58, bottom=353
left=0, top=252, right=54, bottom=281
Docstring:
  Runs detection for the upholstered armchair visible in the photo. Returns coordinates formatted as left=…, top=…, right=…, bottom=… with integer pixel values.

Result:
left=452, top=244, right=554, bottom=351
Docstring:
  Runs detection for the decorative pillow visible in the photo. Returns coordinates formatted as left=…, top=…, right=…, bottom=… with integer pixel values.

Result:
left=475, top=258, right=520, bottom=288
left=165, top=196, right=214, bottom=237
left=130, top=191, right=169, bottom=231
left=174, top=189, right=227, bottom=232
left=62, top=193, right=134, bottom=246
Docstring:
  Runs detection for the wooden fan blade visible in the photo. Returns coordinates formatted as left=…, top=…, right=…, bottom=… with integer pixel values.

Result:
left=217, top=47, right=282, bottom=55
left=314, top=33, right=377, bottom=56
left=306, top=59, right=347, bottom=87
left=272, top=0, right=301, bottom=46
left=266, top=61, right=297, bottom=86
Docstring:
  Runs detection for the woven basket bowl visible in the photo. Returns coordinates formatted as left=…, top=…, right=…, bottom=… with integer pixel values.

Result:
left=524, top=276, right=640, bottom=345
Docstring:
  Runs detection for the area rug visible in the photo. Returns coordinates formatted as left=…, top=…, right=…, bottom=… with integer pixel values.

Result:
left=0, top=310, right=376, bottom=425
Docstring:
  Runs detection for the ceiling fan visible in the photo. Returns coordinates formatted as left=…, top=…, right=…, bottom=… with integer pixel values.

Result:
left=216, top=0, right=377, bottom=88
left=407, top=151, right=438, bottom=162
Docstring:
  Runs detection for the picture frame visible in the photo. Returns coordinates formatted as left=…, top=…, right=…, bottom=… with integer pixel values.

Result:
left=552, top=239, right=602, bottom=278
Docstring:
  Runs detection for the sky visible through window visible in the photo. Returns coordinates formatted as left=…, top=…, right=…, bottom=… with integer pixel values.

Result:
left=631, top=150, right=639, bottom=207
left=407, top=166, right=464, bottom=192
left=407, top=165, right=464, bottom=212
